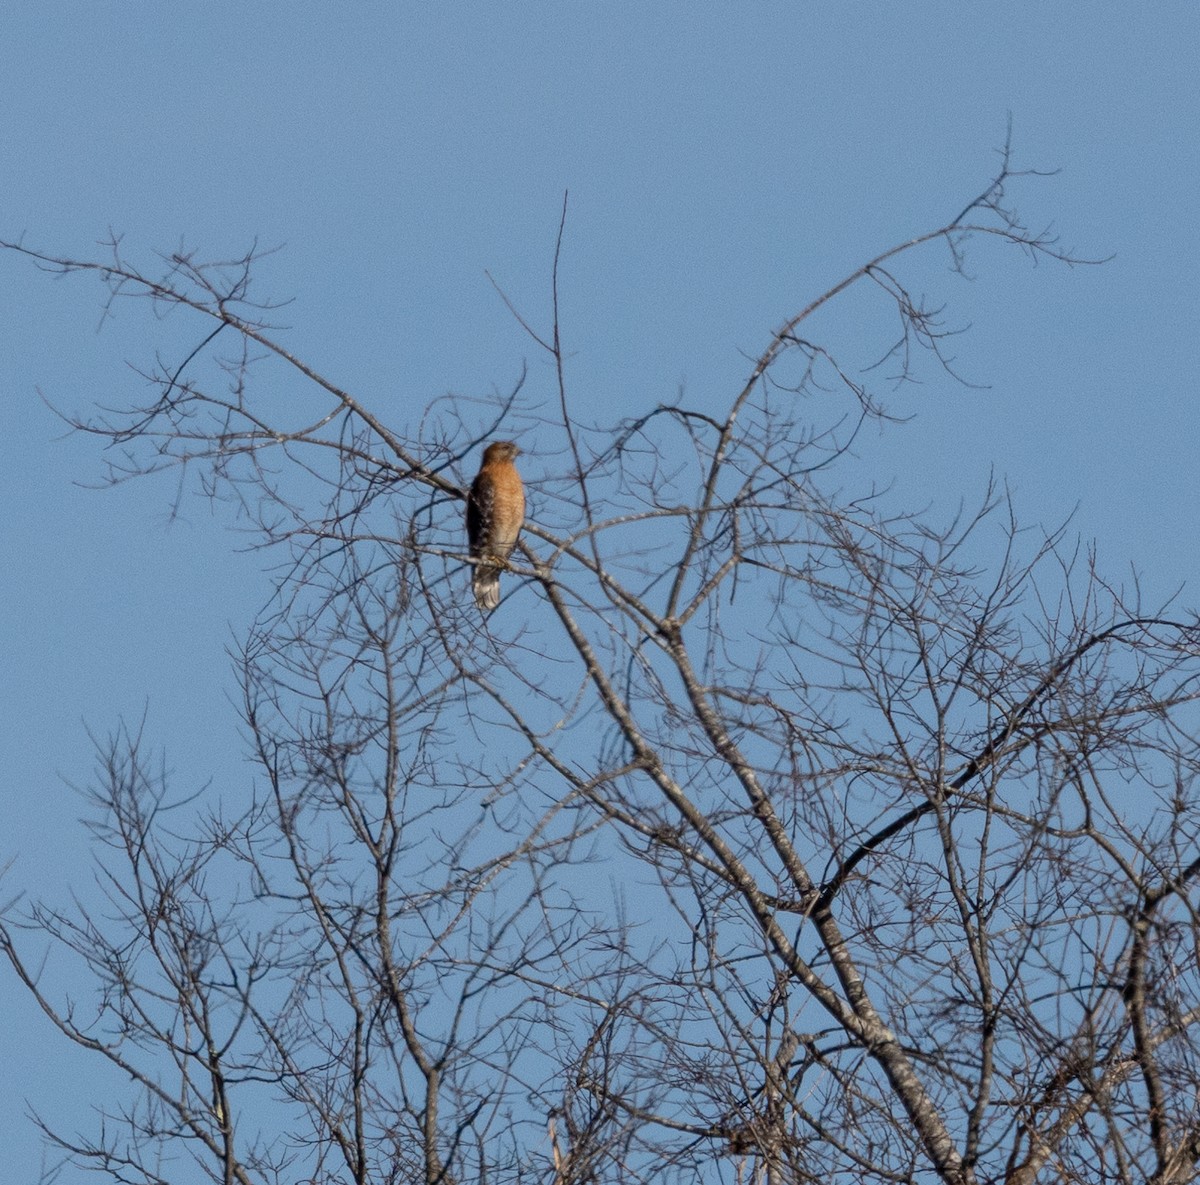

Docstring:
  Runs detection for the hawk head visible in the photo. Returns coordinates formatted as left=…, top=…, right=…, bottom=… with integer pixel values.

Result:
left=482, top=441, right=521, bottom=464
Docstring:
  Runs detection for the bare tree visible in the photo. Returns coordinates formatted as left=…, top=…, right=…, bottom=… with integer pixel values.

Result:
left=5, top=138, right=1200, bottom=1185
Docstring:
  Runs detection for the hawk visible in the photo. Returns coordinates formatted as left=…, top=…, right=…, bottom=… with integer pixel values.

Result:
left=466, top=440, right=525, bottom=611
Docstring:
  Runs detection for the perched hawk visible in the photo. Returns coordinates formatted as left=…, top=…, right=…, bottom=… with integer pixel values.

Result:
left=466, top=440, right=525, bottom=612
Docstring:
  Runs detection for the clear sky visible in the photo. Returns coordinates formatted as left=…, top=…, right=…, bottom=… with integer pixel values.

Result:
left=2, top=3, right=1198, bottom=1177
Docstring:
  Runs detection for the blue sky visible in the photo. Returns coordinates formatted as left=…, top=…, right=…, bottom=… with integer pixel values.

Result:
left=2, top=3, right=1198, bottom=1176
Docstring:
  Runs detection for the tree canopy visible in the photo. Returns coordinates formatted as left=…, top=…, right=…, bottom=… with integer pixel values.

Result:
left=5, top=148, right=1200, bottom=1185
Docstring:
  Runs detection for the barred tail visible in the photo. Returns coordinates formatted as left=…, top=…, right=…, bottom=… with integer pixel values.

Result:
left=472, top=564, right=501, bottom=612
